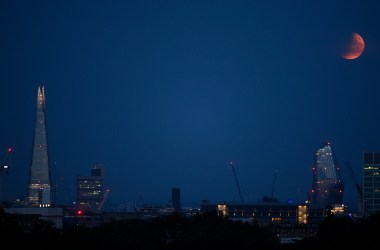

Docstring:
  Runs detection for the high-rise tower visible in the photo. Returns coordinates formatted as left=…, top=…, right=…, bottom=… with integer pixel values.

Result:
left=28, top=86, right=52, bottom=207
left=363, top=152, right=380, bottom=215
left=311, top=142, right=344, bottom=206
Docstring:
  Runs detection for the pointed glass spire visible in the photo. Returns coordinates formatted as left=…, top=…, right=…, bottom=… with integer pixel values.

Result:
left=28, top=86, right=52, bottom=207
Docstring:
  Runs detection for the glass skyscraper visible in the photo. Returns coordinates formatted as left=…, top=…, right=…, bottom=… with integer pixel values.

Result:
left=311, top=142, right=344, bottom=206
left=28, top=86, right=52, bottom=207
left=363, top=152, right=380, bottom=215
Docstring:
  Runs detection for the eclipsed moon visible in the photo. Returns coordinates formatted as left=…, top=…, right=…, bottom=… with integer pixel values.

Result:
left=341, top=32, right=365, bottom=60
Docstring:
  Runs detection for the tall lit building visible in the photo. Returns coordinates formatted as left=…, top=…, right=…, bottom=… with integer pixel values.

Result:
left=311, top=142, right=344, bottom=206
left=363, top=152, right=380, bottom=215
left=77, top=163, right=104, bottom=212
left=28, top=86, right=52, bottom=207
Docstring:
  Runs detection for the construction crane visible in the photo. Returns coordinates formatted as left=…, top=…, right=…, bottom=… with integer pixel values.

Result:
left=229, top=161, right=244, bottom=204
left=345, top=161, right=366, bottom=215
left=271, top=170, right=278, bottom=202
left=61, top=177, right=75, bottom=206
left=262, top=170, right=278, bottom=203
left=98, top=188, right=110, bottom=211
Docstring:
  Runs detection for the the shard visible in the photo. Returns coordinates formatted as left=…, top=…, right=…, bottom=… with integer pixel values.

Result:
left=27, top=86, right=52, bottom=207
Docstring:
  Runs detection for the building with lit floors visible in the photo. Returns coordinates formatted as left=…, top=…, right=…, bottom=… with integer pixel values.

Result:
left=200, top=202, right=326, bottom=243
left=27, top=86, right=52, bottom=207
left=310, top=142, right=344, bottom=207
left=77, top=163, right=105, bottom=212
left=363, top=152, right=380, bottom=215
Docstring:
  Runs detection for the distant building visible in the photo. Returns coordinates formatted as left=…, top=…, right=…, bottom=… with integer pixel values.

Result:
left=201, top=203, right=318, bottom=225
left=172, top=187, right=180, bottom=212
left=27, top=86, right=52, bottom=207
left=310, top=142, right=344, bottom=206
left=201, top=202, right=326, bottom=242
left=363, top=152, right=380, bottom=215
left=77, top=163, right=104, bottom=212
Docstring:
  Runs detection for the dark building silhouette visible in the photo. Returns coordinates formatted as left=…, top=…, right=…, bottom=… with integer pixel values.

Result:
left=311, top=142, right=344, bottom=206
left=172, top=187, right=180, bottom=212
left=27, top=86, right=52, bottom=207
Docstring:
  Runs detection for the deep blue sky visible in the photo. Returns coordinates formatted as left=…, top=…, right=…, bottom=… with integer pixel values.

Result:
left=1, top=0, right=380, bottom=209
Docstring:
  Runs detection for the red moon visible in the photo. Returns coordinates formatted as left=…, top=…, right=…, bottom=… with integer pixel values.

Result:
left=341, top=33, right=365, bottom=60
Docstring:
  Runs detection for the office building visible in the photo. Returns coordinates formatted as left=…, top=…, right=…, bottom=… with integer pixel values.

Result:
left=311, top=142, right=344, bottom=206
left=363, top=152, right=380, bottom=215
left=27, top=86, right=52, bottom=207
left=77, top=163, right=104, bottom=212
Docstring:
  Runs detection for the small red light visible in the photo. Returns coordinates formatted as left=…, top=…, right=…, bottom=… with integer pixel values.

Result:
left=77, top=210, right=83, bottom=215
left=7, top=147, right=12, bottom=153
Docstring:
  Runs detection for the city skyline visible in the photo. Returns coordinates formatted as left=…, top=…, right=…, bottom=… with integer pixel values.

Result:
left=1, top=0, right=380, bottom=209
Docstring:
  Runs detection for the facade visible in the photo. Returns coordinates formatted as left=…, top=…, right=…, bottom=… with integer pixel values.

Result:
left=28, top=86, right=52, bottom=207
left=201, top=202, right=326, bottom=242
left=77, top=163, right=104, bottom=212
left=311, top=142, right=344, bottom=206
left=172, top=187, right=180, bottom=212
left=201, top=203, right=325, bottom=225
left=363, top=152, right=380, bottom=215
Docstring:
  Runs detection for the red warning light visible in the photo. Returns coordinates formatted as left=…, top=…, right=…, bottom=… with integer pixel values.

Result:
left=77, top=210, right=83, bottom=216
left=7, top=147, right=12, bottom=153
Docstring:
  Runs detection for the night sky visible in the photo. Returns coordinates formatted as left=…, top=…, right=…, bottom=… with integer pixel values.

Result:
left=1, top=0, right=380, bottom=209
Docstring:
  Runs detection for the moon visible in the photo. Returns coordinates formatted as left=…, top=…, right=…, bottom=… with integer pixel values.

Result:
left=341, top=32, right=365, bottom=60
